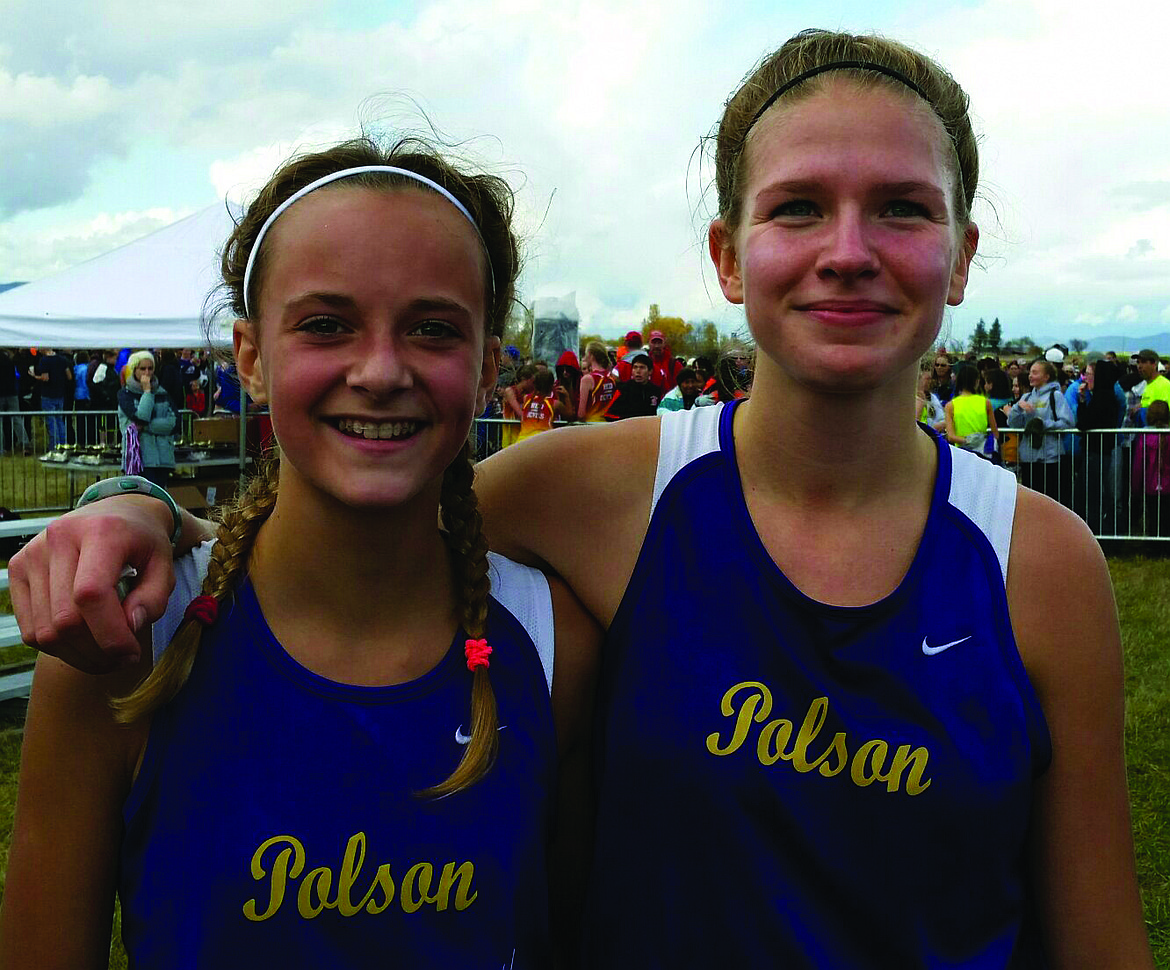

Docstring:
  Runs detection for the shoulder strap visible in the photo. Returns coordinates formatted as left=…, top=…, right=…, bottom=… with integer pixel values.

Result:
left=651, top=403, right=724, bottom=520
left=487, top=552, right=554, bottom=694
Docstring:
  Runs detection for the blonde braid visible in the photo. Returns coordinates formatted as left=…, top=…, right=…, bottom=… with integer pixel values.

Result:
left=420, top=439, right=498, bottom=797
left=112, top=455, right=282, bottom=724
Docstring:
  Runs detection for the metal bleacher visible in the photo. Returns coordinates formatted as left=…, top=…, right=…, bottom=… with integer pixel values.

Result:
left=0, top=516, right=56, bottom=702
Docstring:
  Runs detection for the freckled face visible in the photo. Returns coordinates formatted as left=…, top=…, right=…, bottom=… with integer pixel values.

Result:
left=238, top=186, right=496, bottom=510
left=714, top=79, right=976, bottom=394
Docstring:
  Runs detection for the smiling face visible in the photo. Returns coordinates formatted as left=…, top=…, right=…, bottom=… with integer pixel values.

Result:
left=235, top=185, right=497, bottom=510
left=710, top=79, right=977, bottom=395
left=1028, top=362, right=1049, bottom=388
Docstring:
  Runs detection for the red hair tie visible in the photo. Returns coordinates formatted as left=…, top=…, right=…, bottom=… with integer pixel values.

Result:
left=464, top=638, right=492, bottom=672
left=184, top=595, right=219, bottom=626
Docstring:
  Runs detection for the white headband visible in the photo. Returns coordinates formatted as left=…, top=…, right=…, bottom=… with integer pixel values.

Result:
left=241, top=165, right=494, bottom=319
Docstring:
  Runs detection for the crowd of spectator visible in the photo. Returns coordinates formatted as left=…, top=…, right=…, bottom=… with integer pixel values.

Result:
left=916, top=345, right=1170, bottom=536
left=0, top=347, right=240, bottom=458
left=485, top=330, right=755, bottom=436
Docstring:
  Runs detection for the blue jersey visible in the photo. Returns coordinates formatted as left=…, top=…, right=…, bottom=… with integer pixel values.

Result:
left=584, top=401, right=1051, bottom=968
left=122, top=555, right=557, bottom=969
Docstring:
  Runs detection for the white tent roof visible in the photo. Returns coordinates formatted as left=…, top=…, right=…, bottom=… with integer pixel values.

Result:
left=0, top=203, right=237, bottom=349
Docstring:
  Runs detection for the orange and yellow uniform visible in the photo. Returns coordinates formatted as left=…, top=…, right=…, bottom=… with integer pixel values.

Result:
left=518, top=392, right=556, bottom=441
left=581, top=370, right=618, bottom=422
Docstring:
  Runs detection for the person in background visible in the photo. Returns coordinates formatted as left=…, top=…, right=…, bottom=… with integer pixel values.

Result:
left=694, top=356, right=716, bottom=398
left=1008, top=358, right=1075, bottom=502
left=929, top=353, right=954, bottom=403
left=518, top=369, right=570, bottom=441
left=916, top=365, right=946, bottom=433
left=501, top=363, right=536, bottom=449
left=0, top=348, right=29, bottom=455
left=554, top=351, right=582, bottom=418
left=1132, top=398, right=1170, bottom=536
left=647, top=330, right=683, bottom=393
left=32, top=348, right=72, bottom=450
left=607, top=353, right=661, bottom=419
left=70, top=350, right=91, bottom=445
left=657, top=367, right=704, bottom=414
left=1076, top=359, right=1124, bottom=535
left=578, top=342, right=618, bottom=422
left=158, top=350, right=186, bottom=420
left=185, top=377, right=207, bottom=417
left=118, top=351, right=176, bottom=487
left=1134, top=349, right=1170, bottom=424
left=944, top=364, right=997, bottom=457
left=611, top=331, right=645, bottom=383
left=213, top=361, right=243, bottom=414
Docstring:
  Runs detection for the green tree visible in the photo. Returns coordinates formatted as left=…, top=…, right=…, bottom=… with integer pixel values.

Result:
left=987, top=318, right=1002, bottom=355
left=971, top=319, right=987, bottom=353
left=1070, top=338, right=1088, bottom=354
left=642, top=304, right=692, bottom=356
left=503, top=304, right=533, bottom=359
left=691, top=320, right=721, bottom=359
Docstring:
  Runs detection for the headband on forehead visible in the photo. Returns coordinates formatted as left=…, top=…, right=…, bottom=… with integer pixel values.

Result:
left=241, top=165, right=494, bottom=319
left=744, top=60, right=930, bottom=139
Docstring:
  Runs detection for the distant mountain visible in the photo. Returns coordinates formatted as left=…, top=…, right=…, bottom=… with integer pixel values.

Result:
left=1086, top=333, right=1170, bottom=355
left=1030, top=332, right=1170, bottom=356
left=0, top=282, right=25, bottom=295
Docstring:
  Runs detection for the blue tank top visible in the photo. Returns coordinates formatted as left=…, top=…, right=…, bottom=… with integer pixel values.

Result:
left=584, top=400, right=1051, bottom=968
left=121, top=571, right=557, bottom=969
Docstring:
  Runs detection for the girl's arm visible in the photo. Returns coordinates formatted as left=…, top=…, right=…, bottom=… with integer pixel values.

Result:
left=1006, top=490, right=1154, bottom=968
left=985, top=398, right=999, bottom=442
left=943, top=400, right=961, bottom=445
left=0, top=652, right=150, bottom=968
left=545, top=574, right=601, bottom=965
left=134, top=389, right=155, bottom=423
left=576, top=374, right=594, bottom=421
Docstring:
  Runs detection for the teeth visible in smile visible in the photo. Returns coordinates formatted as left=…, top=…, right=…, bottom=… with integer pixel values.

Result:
left=337, top=418, right=422, bottom=440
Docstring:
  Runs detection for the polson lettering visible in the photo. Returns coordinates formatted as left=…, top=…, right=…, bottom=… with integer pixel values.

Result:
left=705, top=681, right=932, bottom=796
left=243, top=831, right=477, bottom=922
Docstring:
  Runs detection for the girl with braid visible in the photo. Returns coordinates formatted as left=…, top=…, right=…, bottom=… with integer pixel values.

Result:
left=0, top=139, right=599, bottom=968
left=8, top=30, right=1153, bottom=969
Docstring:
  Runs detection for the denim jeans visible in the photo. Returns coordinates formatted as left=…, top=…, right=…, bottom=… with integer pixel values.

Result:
left=0, top=395, right=29, bottom=452
left=42, top=396, right=66, bottom=449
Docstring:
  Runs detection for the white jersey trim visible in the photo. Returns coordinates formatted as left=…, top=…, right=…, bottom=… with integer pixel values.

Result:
left=486, top=551, right=555, bottom=693
left=153, top=542, right=555, bottom=694
left=945, top=444, right=1016, bottom=585
left=653, top=403, right=1015, bottom=587
left=652, top=403, right=725, bottom=520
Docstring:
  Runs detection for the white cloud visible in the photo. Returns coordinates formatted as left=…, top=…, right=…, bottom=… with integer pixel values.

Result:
left=1160, top=305, right=1170, bottom=324
left=1075, top=312, right=1108, bottom=326
left=0, top=208, right=190, bottom=281
left=1116, top=304, right=1140, bottom=323
left=3, top=0, right=1170, bottom=337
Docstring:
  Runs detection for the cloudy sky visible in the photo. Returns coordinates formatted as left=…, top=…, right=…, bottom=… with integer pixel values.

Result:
left=3, top=0, right=1169, bottom=344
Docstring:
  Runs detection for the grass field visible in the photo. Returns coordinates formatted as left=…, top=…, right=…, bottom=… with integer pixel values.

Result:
left=0, top=555, right=1164, bottom=966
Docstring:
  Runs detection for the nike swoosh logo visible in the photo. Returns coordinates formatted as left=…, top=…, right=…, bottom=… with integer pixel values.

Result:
left=921, top=635, right=971, bottom=656
left=455, top=725, right=508, bottom=745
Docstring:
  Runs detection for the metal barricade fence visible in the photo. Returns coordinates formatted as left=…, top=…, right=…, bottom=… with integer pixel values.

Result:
left=473, top=420, right=1170, bottom=543
left=0, top=409, right=214, bottom=513
left=4, top=410, right=1164, bottom=541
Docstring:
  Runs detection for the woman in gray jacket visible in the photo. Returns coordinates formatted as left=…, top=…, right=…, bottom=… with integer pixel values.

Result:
left=117, top=350, right=176, bottom=486
left=1008, top=358, right=1075, bottom=502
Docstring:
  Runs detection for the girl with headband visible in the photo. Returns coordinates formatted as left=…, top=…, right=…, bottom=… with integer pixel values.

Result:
left=8, top=30, right=1152, bottom=966
left=0, top=139, right=600, bottom=967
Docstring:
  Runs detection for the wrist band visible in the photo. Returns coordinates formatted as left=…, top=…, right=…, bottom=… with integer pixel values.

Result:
left=75, top=476, right=184, bottom=547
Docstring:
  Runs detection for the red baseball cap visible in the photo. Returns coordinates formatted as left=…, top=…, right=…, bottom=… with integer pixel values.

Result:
left=625, top=330, right=641, bottom=343
left=650, top=330, right=665, bottom=341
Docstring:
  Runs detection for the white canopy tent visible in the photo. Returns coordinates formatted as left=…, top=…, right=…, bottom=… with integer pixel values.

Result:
left=0, top=203, right=237, bottom=350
